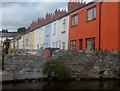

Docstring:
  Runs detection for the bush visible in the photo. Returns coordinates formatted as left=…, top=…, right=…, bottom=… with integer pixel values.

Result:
left=43, top=60, right=71, bottom=80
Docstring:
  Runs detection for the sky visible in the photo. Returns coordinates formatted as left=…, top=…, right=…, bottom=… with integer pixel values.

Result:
left=0, top=0, right=93, bottom=32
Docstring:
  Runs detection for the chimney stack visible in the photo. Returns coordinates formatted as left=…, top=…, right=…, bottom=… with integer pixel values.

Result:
left=68, top=0, right=85, bottom=12
left=30, top=21, right=38, bottom=30
left=38, top=18, right=45, bottom=26
left=53, top=9, right=67, bottom=18
left=45, top=13, right=53, bottom=22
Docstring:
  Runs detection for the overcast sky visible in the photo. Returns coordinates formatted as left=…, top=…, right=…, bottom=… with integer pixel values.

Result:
left=1, top=0, right=93, bottom=32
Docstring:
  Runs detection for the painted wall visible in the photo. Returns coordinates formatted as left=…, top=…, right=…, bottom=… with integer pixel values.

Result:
left=18, top=36, right=24, bottom=49
left=58, top=16, right=69, bottom=50
left=100, top=2, right=119, bottom=51
left=23, top=33, right=29, bottom=49
left=30, top=30, right=35, bottom=49
left=50, top=15, right=69, bottom=50
left=44, top=24, right=52, bottom=48
left=69, top=2, right=100, bottom=50
left=34, top=26, right=45, bottom=49
left=51, top=20, right=60, bottom=48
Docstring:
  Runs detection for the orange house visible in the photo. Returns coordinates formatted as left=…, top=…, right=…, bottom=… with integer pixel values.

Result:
left=68, top=1, right=120, bottom=51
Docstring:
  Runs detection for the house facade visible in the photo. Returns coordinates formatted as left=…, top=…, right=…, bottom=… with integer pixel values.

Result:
left=58, top=16, right=69, bottom=50
left=34, top=26, right=45, bottom=49
left=29, top=30, right=35, bottom=49
left=44, top=23, right=52, bottom=48
left=11, top=1, right=120, bottom=52
left=50, top=15, right=69, bottom=50
left=68, top=1, right=120, bottom=51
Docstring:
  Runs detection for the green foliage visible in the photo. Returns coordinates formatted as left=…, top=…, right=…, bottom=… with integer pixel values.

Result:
left=43, top=60, right=71, bottom=80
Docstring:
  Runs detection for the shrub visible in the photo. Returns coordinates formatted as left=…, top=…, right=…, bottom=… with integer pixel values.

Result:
left=43, top=60, right=71, bottom=80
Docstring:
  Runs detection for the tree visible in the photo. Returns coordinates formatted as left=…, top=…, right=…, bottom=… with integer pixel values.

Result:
left=2, top=29, right=8, bottom=33
left=17, top=27, right=27, bottom=33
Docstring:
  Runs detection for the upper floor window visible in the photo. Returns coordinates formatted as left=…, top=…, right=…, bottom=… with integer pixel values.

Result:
left=72, top=14, right=78, bottom=26
left=87, top=7, right=96, bottom=21
left=46, top=35, right=49, bottom=37
left=63, top=19, right=66, bottom=30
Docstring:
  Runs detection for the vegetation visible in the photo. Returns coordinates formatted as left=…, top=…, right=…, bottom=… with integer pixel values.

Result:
left=2, top=29, right=8, bottom=33
left=43, top=60, right=71, bottom=80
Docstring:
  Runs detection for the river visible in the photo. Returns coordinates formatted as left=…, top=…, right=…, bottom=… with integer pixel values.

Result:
left=2, top=80, right=120, bottom=90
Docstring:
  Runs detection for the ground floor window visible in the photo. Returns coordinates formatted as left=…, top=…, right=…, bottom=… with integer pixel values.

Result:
left=70, top=40, right=76, bottom=50
left=86, top=38, right=95, bottom=51
left=56, top=42, right=58, bottom=48
left=62, top=42, right=65, bottom=50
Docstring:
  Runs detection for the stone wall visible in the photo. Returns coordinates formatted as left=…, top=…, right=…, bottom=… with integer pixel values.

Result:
left=53, top=50, right=120, bottom=79
left=2, top=50, right=120, bottom=80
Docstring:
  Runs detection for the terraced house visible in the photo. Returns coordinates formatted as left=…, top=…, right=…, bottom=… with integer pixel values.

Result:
left=13, top=0, right=120, bottom=52
left=68, top=0, right=120, bottom=51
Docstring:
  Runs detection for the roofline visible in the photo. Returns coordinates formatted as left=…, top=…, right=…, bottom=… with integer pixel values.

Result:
left=26, top=1, right=95, bottom=33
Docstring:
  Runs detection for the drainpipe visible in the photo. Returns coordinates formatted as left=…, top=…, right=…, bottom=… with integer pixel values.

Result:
left=98, top=0, right=102, bottom=50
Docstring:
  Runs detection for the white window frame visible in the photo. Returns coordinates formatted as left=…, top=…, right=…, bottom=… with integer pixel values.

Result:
left=72, top=14, right=78, bottom=26
left=87, top=6, right=96, bottom=21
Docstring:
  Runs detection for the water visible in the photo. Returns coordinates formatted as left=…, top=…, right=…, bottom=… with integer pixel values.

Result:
left=2, top=80, right=120, bottom=90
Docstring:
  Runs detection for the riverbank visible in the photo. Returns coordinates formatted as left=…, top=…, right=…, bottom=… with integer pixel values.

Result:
left=2, top=50, right=120, bottom=82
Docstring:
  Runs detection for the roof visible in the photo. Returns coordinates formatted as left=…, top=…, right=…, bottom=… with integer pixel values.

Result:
left=24, top=1, right=95, bottom=34
left=0, top=32, right=18, bottom=38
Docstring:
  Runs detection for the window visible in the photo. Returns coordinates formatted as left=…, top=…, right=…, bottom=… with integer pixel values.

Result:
left=53, top=23, right=56, bottom=35
left=87, top=7, right=96, bottom=21
left=46, top=43, right=48, bottom=47
left=86, top=38, right=95, bottom=50
left=53, top=42, right=55, bottom=47
left=62, top=42, right=65, bottom=50
left=70, top=40, right=77, bottom=49
left=56, top=42, right=58, bottom=48
left=72, top=14, right=78, bottom=26
left=59, top=40, right=61, bottom=48
left=46, top=35, right=49, bottom=37
left=63, top=19, right=66, bottom=30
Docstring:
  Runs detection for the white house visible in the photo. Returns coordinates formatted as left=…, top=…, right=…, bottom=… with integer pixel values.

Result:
left=50, top=15, right=69, bottom=50
left=34, top=26, right=45, bottom=49
left=18, top=36, right=24, bottom=49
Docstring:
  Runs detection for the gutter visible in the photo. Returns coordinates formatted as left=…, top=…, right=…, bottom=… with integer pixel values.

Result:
left=98, top=0, right=102, bottom=50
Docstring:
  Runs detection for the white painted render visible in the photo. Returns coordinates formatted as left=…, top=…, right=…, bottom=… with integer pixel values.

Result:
left=50, top=15, right=69, bottom=50
left=23, top=33, right=29, bottom=49
left=18, top=36, right=24, bottom=49
left=34, top=26, right=45, bottom=49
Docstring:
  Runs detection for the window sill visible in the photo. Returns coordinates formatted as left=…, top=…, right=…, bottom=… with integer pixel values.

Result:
left=87, top=18, right=96, bottom=23
left=71, top=24, right=78, bottom=27
left=61, top=31, right=66, bottom=33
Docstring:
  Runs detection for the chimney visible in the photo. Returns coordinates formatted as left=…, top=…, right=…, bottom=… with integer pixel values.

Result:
left=53, top=9, right=67, bottom=18
left=38, top=18, right=45, bottom=26
left=46, top=13, right=53, bottom=22
left=30, top=21, right=38, bottom=30
left=68, top=0, right=85, bottom=12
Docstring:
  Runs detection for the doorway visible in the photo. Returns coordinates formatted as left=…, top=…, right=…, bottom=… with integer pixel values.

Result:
left=79, top=39, right=83, bottom=50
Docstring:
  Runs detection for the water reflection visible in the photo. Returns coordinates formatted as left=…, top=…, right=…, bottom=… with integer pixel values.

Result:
left=2, top=80, right=120, bottom=90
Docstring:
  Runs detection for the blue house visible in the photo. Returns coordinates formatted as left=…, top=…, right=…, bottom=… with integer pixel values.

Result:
left=44, top=24, right=52, bottom=48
